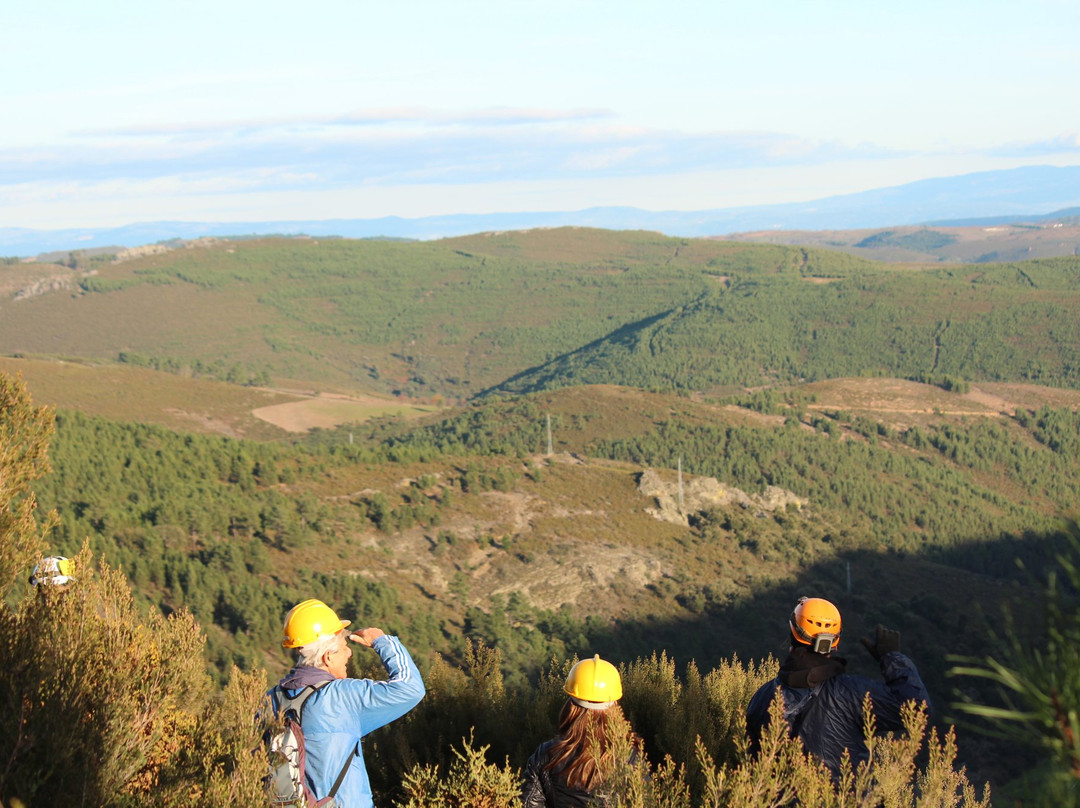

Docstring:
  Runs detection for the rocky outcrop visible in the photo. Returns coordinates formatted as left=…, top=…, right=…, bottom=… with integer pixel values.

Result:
left=112, top=238, right=221, bottom=264
left=12, top=274, right=75, bottom=300
left=638, top=467, right=806, bottom=526
left=112, top=244, right=174, bottom=263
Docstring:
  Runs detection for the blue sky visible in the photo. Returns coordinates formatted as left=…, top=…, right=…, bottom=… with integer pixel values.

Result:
left=3, top=0, right=1080, bottom=228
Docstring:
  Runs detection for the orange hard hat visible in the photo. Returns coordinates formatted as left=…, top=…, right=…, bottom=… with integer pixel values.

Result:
left=789, top=596, right=842, bottom=652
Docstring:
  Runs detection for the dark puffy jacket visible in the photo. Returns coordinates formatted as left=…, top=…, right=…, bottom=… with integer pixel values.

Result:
left=745, top=647, right=930, bottom=774
left=520, top=740, right=609, bottom=808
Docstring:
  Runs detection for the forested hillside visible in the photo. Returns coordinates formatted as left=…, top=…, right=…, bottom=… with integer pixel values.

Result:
left=14, top=379, right=1078, bottom=801
left=4, top=230, right=1079, bottom=402
left=0, top=231, right=724, bottom=399
left=494, top=256, right=1080, bottom=395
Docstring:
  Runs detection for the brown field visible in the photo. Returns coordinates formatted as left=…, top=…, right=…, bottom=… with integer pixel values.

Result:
left=252, top=392, right=438, bottom=432
left=4, top=351, right=1078, bottom=445
left=0, top=357, right=298, bottom=439
left=0, top=357, right=440, bottom=439
left=798, top=377, right=1080, bottom=430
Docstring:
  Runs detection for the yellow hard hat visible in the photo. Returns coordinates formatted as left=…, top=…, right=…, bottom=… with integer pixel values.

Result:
left=790, top=596, right=842, bottom=652
left=564, top=654, right=622, bottom=708
left=282, top=599, right=351, bottom=649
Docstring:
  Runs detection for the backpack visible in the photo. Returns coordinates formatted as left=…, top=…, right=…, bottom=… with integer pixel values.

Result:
left=266, top=682, right=352, bottom=808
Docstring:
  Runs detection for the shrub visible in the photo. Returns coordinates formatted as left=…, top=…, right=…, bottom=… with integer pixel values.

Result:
left=396, top=733, right=522, bottom=808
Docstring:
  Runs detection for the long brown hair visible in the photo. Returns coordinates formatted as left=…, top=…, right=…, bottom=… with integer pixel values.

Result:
left=543, top=699, right=637, bottom=791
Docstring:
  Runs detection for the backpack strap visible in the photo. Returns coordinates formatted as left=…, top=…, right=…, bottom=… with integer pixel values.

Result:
left=274, top=680, right=331, bottom=720
left=274, top=681, right=356, bottom=804
left=784, top=683, right=822, bottom=738
left=324, top=744, right=356, bottom=802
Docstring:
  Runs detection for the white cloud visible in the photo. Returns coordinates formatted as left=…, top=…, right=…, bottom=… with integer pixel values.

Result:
left=1, top=113, right=906, bottom=196
left=990, top=132, right=1080, bottom=158
left=76, top=107, right=616, bottom=139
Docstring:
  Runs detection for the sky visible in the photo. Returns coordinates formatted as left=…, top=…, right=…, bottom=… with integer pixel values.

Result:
left=3, top=0, right=1080, bottom=229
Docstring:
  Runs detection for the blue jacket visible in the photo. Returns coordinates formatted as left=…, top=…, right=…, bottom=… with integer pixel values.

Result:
left=745, top=647, right=929, bottom=775
left=272, top=635, right=425, bottom=808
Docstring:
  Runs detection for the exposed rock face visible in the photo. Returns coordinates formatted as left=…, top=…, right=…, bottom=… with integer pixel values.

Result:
left=113, top=244, right=174, bottom=262
left=488, top=547, right=663, bottom=612
left=12, top=275, right=74, bottom=300
left=637, top=467, right=806, bottom=525
left=113, top=238, right=220, bottom=264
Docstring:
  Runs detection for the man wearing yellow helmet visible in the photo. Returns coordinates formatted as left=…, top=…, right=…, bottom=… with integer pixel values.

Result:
left=270, top=599, right=425, bottom=807
left=521, top=654, right=641, bottom=808
left=745, top=596, right=930, bottom=775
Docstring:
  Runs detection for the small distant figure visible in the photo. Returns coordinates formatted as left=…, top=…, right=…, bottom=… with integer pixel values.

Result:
left=521, top=654, right=640, bottom=808
left=29, top=556, right=74, bottom=588
left=745, top=596, right=931, bottom=775
left=269, top=598, right=425, bottom=808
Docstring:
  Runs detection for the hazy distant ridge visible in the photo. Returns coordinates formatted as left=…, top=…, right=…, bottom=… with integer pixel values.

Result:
left=4, top=164, right=1080, bottom=256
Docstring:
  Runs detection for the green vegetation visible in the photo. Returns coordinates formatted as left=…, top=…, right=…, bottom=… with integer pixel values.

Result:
left=5, top=230, right=1079, bottom=400
left=855, top=229, right=958, bottom=251
left=14, top=378, right=1080, bottom=797
left=0, top=552, right=267, bottom=807
left=0, top=371, right=996, bottom=807
left=0, top=372, right=54, bottom=602
left=950, top=536, right=1080, bottom=802
left=117, top=351, right=272, bottom=387
left=6, top=229, right=1080, bottom=803
left=1, top=233, right=727, bottom=398
left=496, top=257, right=1080, bottom=394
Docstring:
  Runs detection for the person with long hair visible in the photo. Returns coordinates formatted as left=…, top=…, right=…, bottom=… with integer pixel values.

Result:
left=521, top=655, right=640, bottom=808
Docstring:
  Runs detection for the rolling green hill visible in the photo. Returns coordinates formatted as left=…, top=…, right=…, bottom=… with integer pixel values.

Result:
left=0, top=231, right=731, bottom=399
left=493, top=256, right=1080, bottom=395
left=720, top=219, right=1080, bottom=264
left=4, top=230, right=1080, bottom=404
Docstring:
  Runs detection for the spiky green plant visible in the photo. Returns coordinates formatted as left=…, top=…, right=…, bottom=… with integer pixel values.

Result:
left=950, top=537, right=1080, bottom=801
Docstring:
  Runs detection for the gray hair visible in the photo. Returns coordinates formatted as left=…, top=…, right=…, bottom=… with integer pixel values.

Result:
left=295, top=630, right=345, bottom=669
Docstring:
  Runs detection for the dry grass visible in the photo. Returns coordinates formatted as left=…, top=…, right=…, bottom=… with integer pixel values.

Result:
left=795, top=377, right=1080, bottom=430
left=0, top=357, right=294, bottom=439
left=252, top=393, right=438, bottom=432
left=0, top=357, right=444, bottom=438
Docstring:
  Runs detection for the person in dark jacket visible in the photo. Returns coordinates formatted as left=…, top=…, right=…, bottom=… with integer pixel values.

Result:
left=745, top=596, right=930, bottom=775
left=521, top=655, right=640, bottom=808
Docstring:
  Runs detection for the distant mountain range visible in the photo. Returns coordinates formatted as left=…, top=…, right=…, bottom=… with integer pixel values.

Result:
left=4, top=164, right=1080, bottom=258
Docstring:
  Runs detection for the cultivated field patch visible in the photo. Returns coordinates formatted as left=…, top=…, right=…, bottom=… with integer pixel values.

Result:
left=252, top=392, right=438, bottom=432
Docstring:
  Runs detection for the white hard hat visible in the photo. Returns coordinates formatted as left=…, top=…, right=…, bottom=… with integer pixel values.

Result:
left=30, top=556, right=74, bottom=587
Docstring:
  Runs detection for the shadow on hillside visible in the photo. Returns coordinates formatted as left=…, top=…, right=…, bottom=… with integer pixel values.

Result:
left=364, top=528, right=1072, bottom=803
left=570, top=527, right=1073, bottom=795
left=480, top=303, right=697, bottom=397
